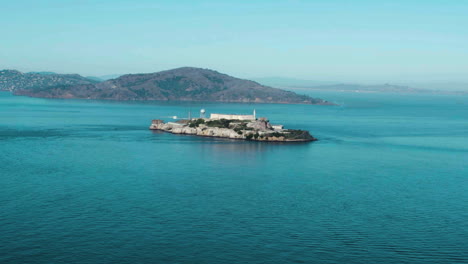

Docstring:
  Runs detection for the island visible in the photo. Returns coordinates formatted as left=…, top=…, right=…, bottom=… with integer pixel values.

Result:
left=7, top=67, right=333, bottom=105
left=149, top=110, right=317, bottom=142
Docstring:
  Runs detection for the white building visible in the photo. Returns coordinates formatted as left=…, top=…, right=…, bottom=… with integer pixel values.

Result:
left=209, top=110, right=256, bottom=121
left=272, top=125, right=284, bottom=130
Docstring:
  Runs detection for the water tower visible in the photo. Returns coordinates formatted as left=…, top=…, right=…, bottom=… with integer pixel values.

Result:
left=200, top=109, right=206, bottom=118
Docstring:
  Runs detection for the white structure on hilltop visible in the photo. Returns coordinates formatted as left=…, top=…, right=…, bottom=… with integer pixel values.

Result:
left=209, top=109, right=256, bottom=121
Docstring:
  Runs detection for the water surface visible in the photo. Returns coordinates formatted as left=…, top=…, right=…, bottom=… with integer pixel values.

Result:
left=0, top=91, right=467, bottom=263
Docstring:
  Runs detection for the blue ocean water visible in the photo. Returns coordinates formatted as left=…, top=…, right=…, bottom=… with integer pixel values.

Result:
left=0, top=91, right=467, bottom=264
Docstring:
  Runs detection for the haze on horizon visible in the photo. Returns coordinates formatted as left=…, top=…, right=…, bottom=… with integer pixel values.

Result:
left=1, top=0, right=467, bottom=89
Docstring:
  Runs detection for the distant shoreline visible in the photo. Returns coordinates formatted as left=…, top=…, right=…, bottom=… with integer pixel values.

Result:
left=285, top=87, right=468, bottom=95
left=9, top=92, right=337, bottom=105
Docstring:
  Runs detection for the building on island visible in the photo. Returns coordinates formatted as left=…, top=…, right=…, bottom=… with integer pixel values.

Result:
left=209, top=109, right=256, bottom=121
left=272, top=124, right=284, bottom=130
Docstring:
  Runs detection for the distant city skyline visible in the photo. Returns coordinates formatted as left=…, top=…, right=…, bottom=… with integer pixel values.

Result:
left=1, top=0, right=468, bottom=87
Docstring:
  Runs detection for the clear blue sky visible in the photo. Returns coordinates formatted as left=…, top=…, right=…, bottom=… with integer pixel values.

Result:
left=1, top=0, right=467, bottom=83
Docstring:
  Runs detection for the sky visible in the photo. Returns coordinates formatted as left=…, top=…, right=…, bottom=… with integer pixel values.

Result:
left=1, top=0, right=467, bottom=85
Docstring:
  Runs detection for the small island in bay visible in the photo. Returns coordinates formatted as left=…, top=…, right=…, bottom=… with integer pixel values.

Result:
left=150, top=110, right=317, bottom=142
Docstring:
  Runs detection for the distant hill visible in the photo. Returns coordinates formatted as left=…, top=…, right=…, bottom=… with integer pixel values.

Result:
left=98, top=74, right=124, bottom=80
left=0, top=70, right=98, bottom=92
left=85, top=76, right=104, bottom=82
left=396, top=82, right=468, bottom=92
left=304, top=83, right=423, bottom=93
left=27, top=71, right=57, bottom=75
left=291, top=83, right=467, bottom=95
left=252, top=77, right=468, bottom=95
left=85, top=74, right=124, bottom=82
left=14, top=67, right=332, bottom=104
left=253, top=77, right=336, bottom=88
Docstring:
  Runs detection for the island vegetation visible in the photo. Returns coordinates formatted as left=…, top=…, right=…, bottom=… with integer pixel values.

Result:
left=0, top=70, right=98, bottom=92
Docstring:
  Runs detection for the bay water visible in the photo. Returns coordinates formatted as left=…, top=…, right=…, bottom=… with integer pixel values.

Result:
left=0, top=91, right=467, bottom=263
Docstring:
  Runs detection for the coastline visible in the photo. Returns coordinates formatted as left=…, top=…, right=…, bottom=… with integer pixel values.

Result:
left=149, top=117, right=317, bottom=142
left=150, top=128, right=317, bottom=142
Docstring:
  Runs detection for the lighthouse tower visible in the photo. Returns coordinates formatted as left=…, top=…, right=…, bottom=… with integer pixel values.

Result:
left=253, top=109, right=256, bottom=120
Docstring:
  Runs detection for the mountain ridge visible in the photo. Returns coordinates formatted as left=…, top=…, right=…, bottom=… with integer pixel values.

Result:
left=288, top=83, right=468, bottom=95
left=13, top=67, right=332, bottom=105
left=0, top=70, right=98, bottom=92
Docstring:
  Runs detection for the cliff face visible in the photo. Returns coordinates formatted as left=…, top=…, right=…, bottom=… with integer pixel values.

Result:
left=0, top=70, right=97, bottom=92
left=157, top=124, right=245, bottom=139
left=13, top=67, right=332, bottom=105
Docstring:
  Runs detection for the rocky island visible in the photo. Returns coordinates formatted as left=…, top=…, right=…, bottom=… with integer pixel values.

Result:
left=150, top=110, right=317, bottom=142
